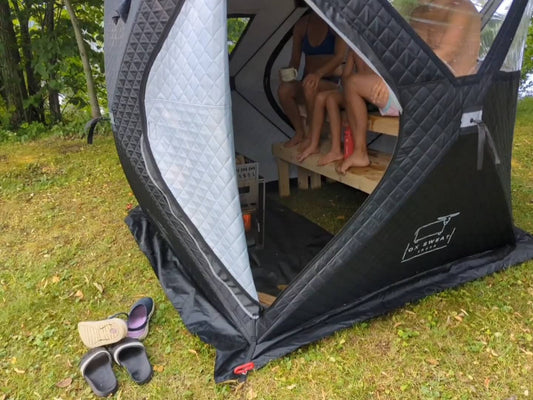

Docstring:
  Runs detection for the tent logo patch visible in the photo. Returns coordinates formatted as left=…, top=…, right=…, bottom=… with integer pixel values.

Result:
left=402, top=213, right=460, bottom=263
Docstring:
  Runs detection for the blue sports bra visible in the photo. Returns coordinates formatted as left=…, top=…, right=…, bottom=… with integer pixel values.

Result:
left=302, top=27, right=336, bottom=56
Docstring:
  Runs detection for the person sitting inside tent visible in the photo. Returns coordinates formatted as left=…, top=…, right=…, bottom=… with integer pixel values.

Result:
left=277, top=1, right=347, bottom=148
left=337, top=0, right=481, bottom=173
left=296, top=50, right=358, bottom=165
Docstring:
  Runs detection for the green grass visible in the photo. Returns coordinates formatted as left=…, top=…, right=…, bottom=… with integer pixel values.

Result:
left=0, top=98, right=532, bottom=399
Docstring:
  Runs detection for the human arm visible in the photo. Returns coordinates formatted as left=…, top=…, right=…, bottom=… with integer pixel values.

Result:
left=288, top=16, right=306, bottom=69
left=303, top=35, right=348, bottom=89
left=341, top=50, right=356, bottom=81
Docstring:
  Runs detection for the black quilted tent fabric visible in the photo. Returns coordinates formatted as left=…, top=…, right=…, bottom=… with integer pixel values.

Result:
left=105, top=0, right=533, bottom=382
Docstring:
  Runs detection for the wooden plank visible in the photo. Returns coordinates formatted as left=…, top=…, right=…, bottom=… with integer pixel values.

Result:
left=368, top=113, right=399, bottom=136
left=297, top=104, right=399, bottom=136
left=272, top=141, right=391, bottom=195
left=258, top=292, right=277, bottom=307
left=275, top=157, right=291, bottom=197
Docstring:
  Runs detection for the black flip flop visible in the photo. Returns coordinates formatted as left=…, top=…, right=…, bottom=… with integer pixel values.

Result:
left=109, top=338, right=153, bottom=384
left=79, top=347, right=118, bottom=397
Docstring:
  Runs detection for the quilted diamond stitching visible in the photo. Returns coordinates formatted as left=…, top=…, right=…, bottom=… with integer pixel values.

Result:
left=144, top=0, right=256, bottom=298
left=110, top=0, right=259, bottom=311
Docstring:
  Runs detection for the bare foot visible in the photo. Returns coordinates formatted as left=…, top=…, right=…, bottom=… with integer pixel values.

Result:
left=297, top=137, right=311, bottom=152
left=284, top=135, right=303, bottom=148
left=336, top=152, right=370, bottom=174
left=296, top=145, right=319, bottom=162
left=317, top=151, right=343, bottom=166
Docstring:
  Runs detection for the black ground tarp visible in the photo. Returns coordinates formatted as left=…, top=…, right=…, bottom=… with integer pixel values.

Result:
left=128, top=198, right=334, bottom=298
left=248, top=199, right=333, bottom=296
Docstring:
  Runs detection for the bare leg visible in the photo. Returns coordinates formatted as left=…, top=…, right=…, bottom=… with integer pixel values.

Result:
left=338, top=89, right=370, bottom=173
left=278, top=81, right=306, bottom=147
left=318, top=91, right=344, bottom=166
left=337, top=73, right=389, bottom=174
left=300, top=79, right=339, bottom=150
left=297, top=90, right=336, bottom=162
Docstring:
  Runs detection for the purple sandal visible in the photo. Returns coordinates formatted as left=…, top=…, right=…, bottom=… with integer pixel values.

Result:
left=127, top=297, right=154, bottom=340
left=110, top=297, right=155, bottom=340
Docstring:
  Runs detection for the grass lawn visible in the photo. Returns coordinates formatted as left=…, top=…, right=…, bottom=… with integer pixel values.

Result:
left=0, top=98, right=532, bottom=399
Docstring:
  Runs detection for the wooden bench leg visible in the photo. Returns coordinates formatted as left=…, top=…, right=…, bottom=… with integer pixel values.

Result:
left=310, top=172, right=322, bottom=189
left=298, top=167, right=322, bottom=190
left=276, top=158, right=290, bottom=197
left=298, top=167, right=309, bottom=190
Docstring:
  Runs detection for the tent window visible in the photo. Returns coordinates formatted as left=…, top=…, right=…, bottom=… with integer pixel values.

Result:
left=228, top=16, right=252, bottom=54
left=501, top=1, right=533, bottom=71
left=389, top=0, right=483, bottom=77
left=478, top=0, right=522, bottom=69
left=390, top=0, right=532, bottom=75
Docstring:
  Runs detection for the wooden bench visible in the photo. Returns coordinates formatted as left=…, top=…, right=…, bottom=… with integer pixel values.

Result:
left=273, top=112, right=399, bottom=196
left=296, top=104, right=399, bottom=137
left=367, top=113, right=400, bottom=137
left=272, top=141, right=393, bottom=196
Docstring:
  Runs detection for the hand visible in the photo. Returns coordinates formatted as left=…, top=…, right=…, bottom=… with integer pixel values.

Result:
left=302, top=73, right=321, bottom=91
left=370, top=79, right=389, bottom=108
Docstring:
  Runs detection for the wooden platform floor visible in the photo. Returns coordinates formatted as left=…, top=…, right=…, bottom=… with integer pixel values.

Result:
left=272, top=141, right=392, bottom=196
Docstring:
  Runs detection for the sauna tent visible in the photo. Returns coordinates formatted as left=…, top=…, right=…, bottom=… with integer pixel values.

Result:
left=104, top=0, right=533, bottom=382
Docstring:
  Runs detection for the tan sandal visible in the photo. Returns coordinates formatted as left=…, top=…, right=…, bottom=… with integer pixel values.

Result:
left=78, top=318, right=128, bottom=348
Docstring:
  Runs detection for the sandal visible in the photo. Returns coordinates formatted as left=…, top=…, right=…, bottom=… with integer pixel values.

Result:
left=79, top=347, right=118, bottom=397
left=110, top=297, right=155, bottom=340
left=78, top=318, right=128, bottom=348
left=126, top=297, right=155, bottom=340
left=109, top=338, right=153, bottom=384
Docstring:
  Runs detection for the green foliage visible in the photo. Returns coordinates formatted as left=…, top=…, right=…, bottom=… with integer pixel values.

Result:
left=0, top=98, right=15, bottom=129
left=390, top=0, right=420, bottom=18
left=516, top=96, right=533, bottom=125
left=0, top=111, right=111, bottom=143
left=520, top=18, right=533, bottom=87
left=31, top=16, right=81, bottom=103
left=1, top=0, right=106, bottom=130
left=227, top=17, right=250, bottom=53
left=0, top=122, right=47, bottom=143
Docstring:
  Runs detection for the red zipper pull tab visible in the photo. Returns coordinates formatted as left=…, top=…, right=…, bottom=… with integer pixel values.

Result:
left=234, top=362, right=255, bottom=376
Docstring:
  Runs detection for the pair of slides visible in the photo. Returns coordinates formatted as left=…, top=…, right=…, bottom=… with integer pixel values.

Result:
left=78, top=297, right=154, bottom=397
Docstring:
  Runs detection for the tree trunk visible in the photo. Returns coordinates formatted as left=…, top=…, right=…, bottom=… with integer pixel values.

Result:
left=0, top=0, right=29, bottom=127
left=45, top=0, right=61, bottom=122
left=0, top=74, right=5, bottom=101
left=11, top=0, right=44, bottom=122
left=63, top=0, right=101, bottom=119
